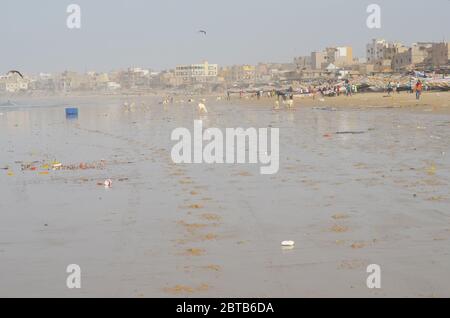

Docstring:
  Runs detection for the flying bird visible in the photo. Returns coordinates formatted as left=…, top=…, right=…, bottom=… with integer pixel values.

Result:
left=7, top=70, right=24, bottom=79
left=198, top=30, right=207, bottom=35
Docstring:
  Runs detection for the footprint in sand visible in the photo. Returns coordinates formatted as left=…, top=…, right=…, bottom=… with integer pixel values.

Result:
left=163, top=283, right=209, bottom=295
left=332, top=213, right=350, bottom=220
left=350, top=242, right=366, bottom=249
left=188, top=204, right=204, bottom=209
left=203, top=265, right=221, bottom=272
left=201, top=213, right=222, bottom=222
left=184, top=248, right=206, bottom=256
left=330, top=224, right=349, bottom=233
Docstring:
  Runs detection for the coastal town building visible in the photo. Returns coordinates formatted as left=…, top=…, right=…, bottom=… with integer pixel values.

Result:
left=311, top=51, right=326, bottom=70
left=0, top=73, right=29, bottom=93
left=366, top=39, right=409, bottom=72
left=175, top=61, right=218, bottom=84
left=392, top=42, right=433, bottom=72
left=366, top=39, right=388, bottom=63
left=294, top=56, right=312, bottom=70
left=429, top=42, right=450, bottom=69
left=311, top=46, right=353, bottom=70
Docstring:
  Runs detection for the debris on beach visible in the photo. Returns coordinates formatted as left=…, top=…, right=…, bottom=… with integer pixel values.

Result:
left=103, top=179, right=113, bottom=188
left=184, top=248, right=205, bottom=256
left=281, top=240, right=295, bottom=247
left=313, top=106, right=336, bottom=111
left=52, top=161, right=62, bottom=170
left=426, top=163, right=437, bottom=176
left=351, top=242, right=366, bottom=249
left=20, top=160, right=107, bottom=172
left=335, top=131, right=367, bottom=135
left=163, top=283, right=209, bottom=295
left=331, top=224, right=349, bottom=233
left=332, top=213, right=349, bottom=220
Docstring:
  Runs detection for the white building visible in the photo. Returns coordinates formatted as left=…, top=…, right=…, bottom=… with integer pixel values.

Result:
left=366, top=39, right=388, bottom=63
left=0, top=74, right=29, bottom=93
left=175, top=61, right=218, bottom=84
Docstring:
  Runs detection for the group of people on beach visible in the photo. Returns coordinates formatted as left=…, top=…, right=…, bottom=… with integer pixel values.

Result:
left=386, top=80, right=424, bottom=100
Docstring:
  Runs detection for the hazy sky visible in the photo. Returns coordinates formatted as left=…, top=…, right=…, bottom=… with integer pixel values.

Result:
left=1, top=0, right=449, bottom=74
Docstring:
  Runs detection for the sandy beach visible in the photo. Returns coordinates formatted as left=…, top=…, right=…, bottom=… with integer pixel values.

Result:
left=1, top=92, right=449, bottom=297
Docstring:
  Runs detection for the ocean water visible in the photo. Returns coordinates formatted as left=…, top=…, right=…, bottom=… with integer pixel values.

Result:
left=0, top=96, right=449, bottom=297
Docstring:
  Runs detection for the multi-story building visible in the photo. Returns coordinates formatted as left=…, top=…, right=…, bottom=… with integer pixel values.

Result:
left=429, top=42, right=450, bottom=69
left=175, top=61, right=218, bottom=84
left=0, top=73, right=29, bottom=92
left=293, top=56, right=312, bottom=70
left=311, top=46, right=353, bottom=70
left=392, top=42, right=433, bottom=72
left=311, top=51, right=326, bottom=70
left=366, top=39, right=388, bottom=63
left=367, top=39, right=409, bottom=72
left=118, top=68, right=152, bottom=89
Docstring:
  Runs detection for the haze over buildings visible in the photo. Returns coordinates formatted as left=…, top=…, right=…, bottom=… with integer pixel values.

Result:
left=0, top=0, right=449, bottom=74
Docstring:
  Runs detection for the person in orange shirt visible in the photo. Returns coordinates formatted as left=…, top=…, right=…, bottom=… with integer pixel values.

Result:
left=415, top=80, right=423, bottom=100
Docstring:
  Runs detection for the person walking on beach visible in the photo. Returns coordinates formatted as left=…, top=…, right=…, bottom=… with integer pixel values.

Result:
left=387, top=82, right=393, bottom=96
left=345, top=80, right=352, bottom=96
left=415, top=80, right=423, bottom=100
left=396, top=82, right=401, bottom=94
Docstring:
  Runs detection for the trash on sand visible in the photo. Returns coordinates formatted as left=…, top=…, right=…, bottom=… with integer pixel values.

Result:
left=65, top=108, right=79, bottom=119
left=52, top=161, right=62, bottom=170
left=103, top=179, right=113, bottom=188
left=313, top=106, right=337, bottom=111
left=39, top=171, right=49, bottom=175
left=335, top=131, right=367, bottom=135
left=323, top=133, right=332, bottom=138
left=281, top=240, right=295, bottom=247
left=426, top=164, right=436, bottom=176
left=7, top=171, right=14, bottom=176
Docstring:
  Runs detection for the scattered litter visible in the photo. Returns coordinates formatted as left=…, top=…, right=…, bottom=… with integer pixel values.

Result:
left=21, top=160, right=106, bottom=172
left=313, top=106, right=336, bottom=111
left=7, top=171, right=14, bottom=176
left=52, top=162, right=62, bottom=170
left=103, top=179, right=113, bottom=188
left=331, top=224, right=348, bottom=233
left=65, top=107, right=79, bottom=119
left=281, top=240, right=295, bottom=247
left=426, top=164, right=436, bottom=176
left=335, top=131, right=367, bottom=135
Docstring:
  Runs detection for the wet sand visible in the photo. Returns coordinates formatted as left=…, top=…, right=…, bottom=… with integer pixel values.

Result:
left=0, top=94, right=449, bottom=297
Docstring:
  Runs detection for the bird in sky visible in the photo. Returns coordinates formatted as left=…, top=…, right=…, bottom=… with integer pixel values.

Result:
left=7, top=70, right=24, bottom=79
